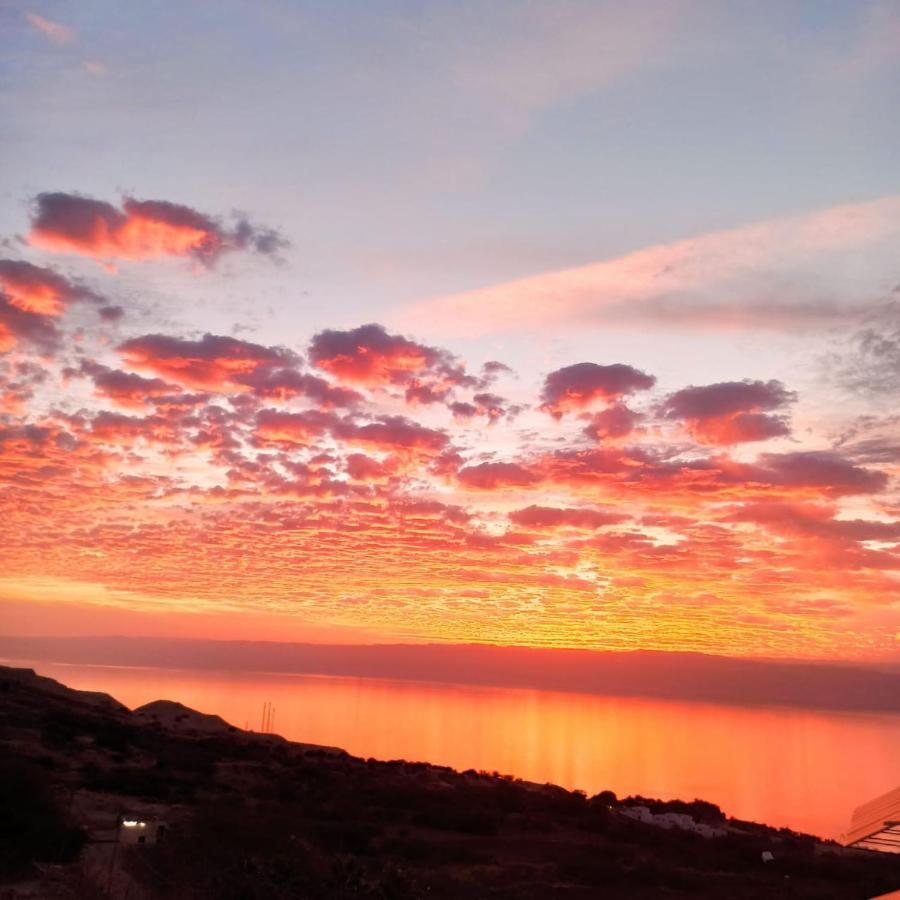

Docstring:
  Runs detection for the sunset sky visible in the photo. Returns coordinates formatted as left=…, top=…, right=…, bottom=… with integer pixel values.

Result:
left=2, top=1, right=899, bottom=660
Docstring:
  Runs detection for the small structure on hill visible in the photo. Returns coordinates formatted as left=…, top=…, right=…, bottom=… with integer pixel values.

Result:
left=620, top=805, right=726, bottom=838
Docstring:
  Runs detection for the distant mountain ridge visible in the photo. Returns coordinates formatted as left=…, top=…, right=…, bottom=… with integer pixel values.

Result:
left=2, top=634, right=899, bottom=714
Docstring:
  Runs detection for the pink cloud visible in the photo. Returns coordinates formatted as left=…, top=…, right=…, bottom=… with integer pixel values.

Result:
left=29, top=193, right=286, bottom=265
left=254, top=409, right=334, bottom=447
left=457, top=461, right=540, bottom=489
left=541, top=362, right=655, bottom=419
left=660, top=380, right=795, bottom=445
left=400, top=197, right=900, bottom=336
left=335, top=416, right=450, bottom=455
left=118, top=333, right=295, bottom=391
left=509, top=505, right=629, bottom=529
left=88, top=366, right=180, bottom=410
left=583, top=404, right=642, bottom=441
left=24, top=12, right=74, bottom=45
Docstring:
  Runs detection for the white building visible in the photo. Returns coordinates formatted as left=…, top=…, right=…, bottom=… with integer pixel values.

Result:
left=620, top=805, right=726, bottom=838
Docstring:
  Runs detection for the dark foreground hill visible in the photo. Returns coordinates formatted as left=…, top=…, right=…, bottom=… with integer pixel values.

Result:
left=0, top=666, right=897, bottom=899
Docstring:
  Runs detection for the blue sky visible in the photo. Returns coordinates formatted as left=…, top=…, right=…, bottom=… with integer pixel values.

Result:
left=4, top=0, right=900, bottom=427
left=4, top=2, right=899, bottom=296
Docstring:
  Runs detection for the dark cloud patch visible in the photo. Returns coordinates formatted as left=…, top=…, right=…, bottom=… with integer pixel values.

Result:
left=0, top=359, right=48, bottom=413
left=456, top=443, right=889, bottom=500
left=98, top=305, right=125, bottom=322
left=450, top=401, right=478, bottom=420
left=334, top=415, right=450, bottom=454
left=87, top=411, right=164, bottom=444
left=583, top=403, right=641, bottom=441
left=832, top=301, right=900, bottom=399
left=509, top=505, right=629, bottom=529
left=540, top=362, right=655, bottom=419
left=309, top=323, right=463, bottom=388
left=68, top=360, right=180, bottom=409
left=660, top=379, right=794, bottom=445
left=0, top=259, right=100, bottom=316
left=833, top=416, right=900, bottom=467
left=0, top=258, right=112, bottom=354
left=0, top=297, right=61, bottom=354
left=254, top=409, right=336, bottom=446
left=661, top=380, right=794, bottom=420
left=750, top=451, right=888, bottom=497
left=405, top=382, right=450, bottom=405
left=31, top=193, right=123, bottom=243
left=234, top=367, right=362, bottom=408
left=452, top=393, right=521, bottom=424
left=29, top=192, right=288, bottom=265
left=0, top=423, right=66, bottom=454
left=727, top=501, right=900, bottom=543
left=345, top=453, right=394, bottom=481
left=231, top=217, right=290, bottom=257
left=482, top=360, right=514, bottom=380
left=840, top=437, right=900, bottom=465
left=119, top=333, right=296, bottom=391
left=473, top=392, right=522, bottom=423
left=549, top=446, right=888, bottom=497
left=457, top=461, right=540, bottom=489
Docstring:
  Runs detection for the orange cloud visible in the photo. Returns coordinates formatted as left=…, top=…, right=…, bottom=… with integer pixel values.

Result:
left=457, top=446, right=888, bottom=505
left=254, top=409, right=334, bottom=447
left=0, top=299, right=60, bottom=354
left=0, top=263, right=64, bottom=316
left=509, top=505, right=629, bottom=529
left=74, top=363, right=181, bottom=410
left=582, top=404, right=641, bottom=441
left=0, top=294, right=897, bottom=659
left=660, top=380, right=795, bottom=445
left=334, top=415, right=451, bottom=456
left=309, top=324, right=476, bottom=410
left=0, top=259, right=105, bottom=354
left=118, top=333, right=295, bottom=391
left=0, top=324, right=16, bottom=354
left=0, top=259, right=98, bottom=316
left=310, top=324, right=437, bottom=384
left=540, top=362, right=655, bottom=419
left=29, top=193, right=286, bottom=265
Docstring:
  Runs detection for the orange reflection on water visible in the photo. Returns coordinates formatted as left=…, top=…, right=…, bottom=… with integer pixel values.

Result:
left=22, top=660, right=900, bottom=840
